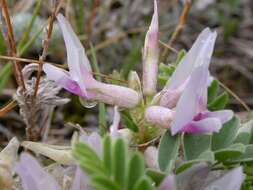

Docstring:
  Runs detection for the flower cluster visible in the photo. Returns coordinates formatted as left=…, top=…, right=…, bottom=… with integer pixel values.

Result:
left=43, top=0, right=232, bottom=136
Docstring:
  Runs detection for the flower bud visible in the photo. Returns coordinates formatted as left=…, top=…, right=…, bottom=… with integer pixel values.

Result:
left=143, top=0, right=159, bottom=96
left=145, top=106, right=175, bottom=128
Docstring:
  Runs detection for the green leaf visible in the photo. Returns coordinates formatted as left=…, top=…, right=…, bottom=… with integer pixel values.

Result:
left=158, top=131, right=180, bottom=172
left=214, top=143, right=246, bottom=161
left=91, top=175, right=120, bottom=190
left=183, top=134, right=211, bottom=160
left=176, top=151, right=214, bottom=174
left=0, top=63, right=12, bottom=94
left=102, top=135, right=112, bottom=174
left=133, top=177, right=155, bottom=190
left=208, top=80, right=219, bottom=103
left=208, top=92, right=229, bottom=111
left=175, top=49, right=187, bottom=65
left=212, top=117, right=240, bottom=150
left=73, top=143, right=105, bottom=175
left=121, top=110, right=138, bottom=132
left=234, top=120, right=253, bottom=145
left=126, top=153, right=145, bottom=190
left=146, top=169, right=166, bottom=186
left=112, top=138, right=127, bottom=188
left=227, top=145, right=253, bottom=163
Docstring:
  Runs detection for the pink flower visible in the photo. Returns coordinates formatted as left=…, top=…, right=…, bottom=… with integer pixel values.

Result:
left=154, top=28, right=217, bottom=108
left=43, top=14, right=140, bottom=108
left=171, top=64, right=233, bottom=135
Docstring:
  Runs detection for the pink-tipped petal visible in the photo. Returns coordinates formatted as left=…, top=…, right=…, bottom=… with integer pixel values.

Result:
left=182, top=117, right=222, bottom=134
left=159, top=175, right=177, bottom=190
left=143, top=0, right=159, bottom=96
left=15, top=153, right=60, bottom=190
left=110, top=106, right=121, bottom=138
left=145, top=106, right=174, bottom=128
left=57, top=14, right=93, bottom=96
left=89, top=82, right=140, bottom=108
left=43, top=63, right=86, bottom=96
left=171, top=64, right=209, bottom=135
left=204, top=110, right=233, bottom=124
left=167, top=28, right=217, bottom=90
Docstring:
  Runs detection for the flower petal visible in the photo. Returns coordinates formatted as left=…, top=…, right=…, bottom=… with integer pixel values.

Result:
left=88, top=132, right=102, bottom=156
left=145, top=106, right=174, bottom=128
left=182, top=117, right=222, bottom=134
left=89, top=82, right=140, bottom=108
left=205, top=167, right=244, bottom=190
left=57, top=14, right=93, bottom=96
left=159, top=175, right=177, bottom=190
left=167, top=28, right=217, bottom=90
left=43, top=63, right=86, bottom=97
left=15, top=153, right=60, bottom=190
left=171, top=64, right=209, bottom=135
left=204, top=110, right=233, bottom=124
left=71, top=167, right=92, bottom=190
left=110, top=106, right=121, bottom=138
left=143, top=0, right=159, bottom=96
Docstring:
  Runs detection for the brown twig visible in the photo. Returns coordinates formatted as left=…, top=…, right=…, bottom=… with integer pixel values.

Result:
left=161, top=0, right=192, bottom=62
left=86, top=0, right=100, bottom=37
left=0, top=0, right=26, bottom=90
left=33, top=0, right=62, bottom=97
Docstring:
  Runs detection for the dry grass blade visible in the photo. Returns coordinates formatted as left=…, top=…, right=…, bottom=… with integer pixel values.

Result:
left=0, top=55, right=128, bottom=84
left=0, top=0, right=26, bottom=90
left=219, top=81, right=251, bottom=112
left=161, top=0, right=192, bottom=62
left=0, top=100, right=17, bottom=117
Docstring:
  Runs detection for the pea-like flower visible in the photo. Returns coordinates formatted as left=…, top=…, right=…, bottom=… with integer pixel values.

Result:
left=171, top=64, right=233, bottom=135
left=43, top=14, right=140, bottom=109
left=154, top=28, right=217, bottom=108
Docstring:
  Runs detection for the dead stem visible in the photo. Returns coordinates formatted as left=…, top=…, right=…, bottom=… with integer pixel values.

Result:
left=161, top=0, right=192, bottom=62
left=33, top=0, right=62, bottom=97
left=86, top=0, right=100, bottom=37
left=0, top=0, right=26, bottom=90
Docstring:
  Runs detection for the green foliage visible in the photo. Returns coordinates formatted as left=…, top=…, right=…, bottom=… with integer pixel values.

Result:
left=158, top=131, right=180, bottom=172
left=212, top=117, right=240, bottom=150
left=208, top=80, right=229, bottom=111
left=121, top=110, right=139, bottom=132
left=73, top=135, right=153, bottom=190
left=183, top=134, right=212, bottom=161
